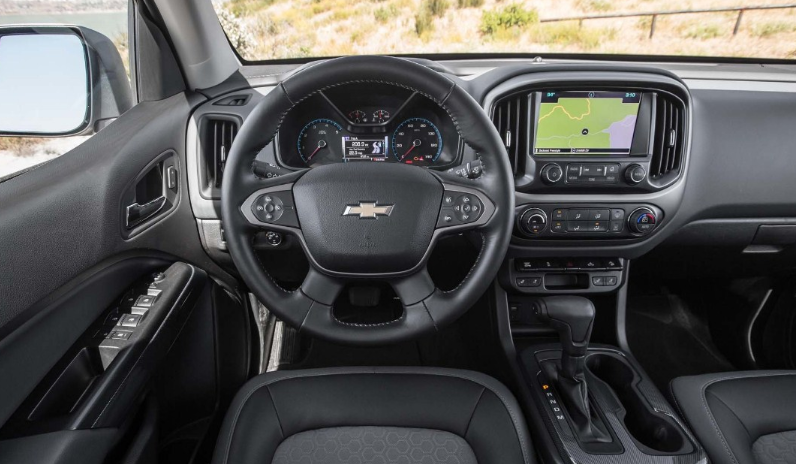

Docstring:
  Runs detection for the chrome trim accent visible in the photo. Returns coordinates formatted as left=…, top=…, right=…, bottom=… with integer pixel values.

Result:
left=342, top=202, right=395, bottom=219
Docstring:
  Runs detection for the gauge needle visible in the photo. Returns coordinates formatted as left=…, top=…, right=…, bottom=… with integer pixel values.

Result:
left=307, top=140, right=327, bottom=160
left=400, top=139, right=422, bottom=161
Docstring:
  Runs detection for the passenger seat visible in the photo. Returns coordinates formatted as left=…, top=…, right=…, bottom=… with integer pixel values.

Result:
left=671, top=371, right=796, bottom=464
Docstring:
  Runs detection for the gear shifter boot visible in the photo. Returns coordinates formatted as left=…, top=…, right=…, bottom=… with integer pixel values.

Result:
left=534, top=296, right=611, bottom=443
left=543, top=358, right=612, bottom=443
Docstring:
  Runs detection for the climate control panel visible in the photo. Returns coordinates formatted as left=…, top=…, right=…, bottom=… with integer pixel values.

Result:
left=515, top=203, right=663, bottom=239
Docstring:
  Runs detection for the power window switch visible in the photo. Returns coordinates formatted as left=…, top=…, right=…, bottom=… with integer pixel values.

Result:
left=135, top=295, right=156, bottom=307
left=95, top=329, right=113, bottom=339
left=118, top=314, right=143, bottom=328
left=105, top=309, right=121, bottom=326
left=111, top=331, right=131, bottom=340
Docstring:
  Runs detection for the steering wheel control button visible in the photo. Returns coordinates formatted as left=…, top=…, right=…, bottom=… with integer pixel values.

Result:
left=439, top=192, right=484, bottom=227
left=541, top=163, right=563, bottom=184
left=251, top=191, right=299, bottom=228
left=265, top=231, right=282, bottom=246
left=628, top=208, right=658, bottom=235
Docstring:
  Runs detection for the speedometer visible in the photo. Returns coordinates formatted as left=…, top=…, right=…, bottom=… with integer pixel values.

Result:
left=297, top=118, right=342, bottom=166
left=392, top=118, right=442, bottom=166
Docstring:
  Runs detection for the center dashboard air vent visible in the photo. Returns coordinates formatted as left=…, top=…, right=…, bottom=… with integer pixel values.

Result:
left=200, top=117, right=238, bottom=196
left=491, top=93, right=530, bottom=178
left=649, top=94, right=685, bottom=183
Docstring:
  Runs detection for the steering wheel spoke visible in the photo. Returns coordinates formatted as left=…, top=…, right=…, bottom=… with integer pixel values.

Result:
left=239, top=182, right=302, bottom=231
left=300, top=266, right=345, bottom=306
left=434, top=183, right=496, bottom=234
left=391, top=266, right=436, bottom=307
left=220, top=56, right=514, bottom=346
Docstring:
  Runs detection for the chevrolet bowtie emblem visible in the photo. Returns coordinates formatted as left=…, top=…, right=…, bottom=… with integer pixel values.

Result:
left=343, top=202, right=394, bottom=219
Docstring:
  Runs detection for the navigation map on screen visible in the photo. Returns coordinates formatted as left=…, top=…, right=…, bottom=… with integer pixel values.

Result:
left=534, top=91, right=641, bottom=155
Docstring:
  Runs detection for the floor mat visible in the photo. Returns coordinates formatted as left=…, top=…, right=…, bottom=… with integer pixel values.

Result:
left=627, top=289, right=736, bottom=395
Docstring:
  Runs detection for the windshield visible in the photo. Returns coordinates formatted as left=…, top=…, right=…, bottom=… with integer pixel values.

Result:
left=212, top=0, right=796, bottom=61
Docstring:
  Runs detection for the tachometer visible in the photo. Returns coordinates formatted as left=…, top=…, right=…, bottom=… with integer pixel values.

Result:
left=392, top=118, right=442, bottom=166
left=297, top=118, right=342, bottom=166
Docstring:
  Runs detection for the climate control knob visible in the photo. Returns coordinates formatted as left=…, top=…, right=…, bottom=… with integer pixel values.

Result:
left=541, top=163, right=563, bottom=185
left=628, top=208, right=657, bottom=235
left=625, top=164, right=647, bottom=185
left=518, top=208, right=548, bottom=236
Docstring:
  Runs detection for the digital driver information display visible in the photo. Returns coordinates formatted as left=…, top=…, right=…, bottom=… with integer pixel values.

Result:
left=534, top=91, right=641, bottom=155
left=342, top=136, right=389, bottom=162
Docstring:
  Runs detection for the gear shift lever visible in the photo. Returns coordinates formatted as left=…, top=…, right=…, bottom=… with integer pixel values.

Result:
left=533, top=296, right=610, bottom=443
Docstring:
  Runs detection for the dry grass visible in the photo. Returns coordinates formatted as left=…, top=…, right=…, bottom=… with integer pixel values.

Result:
left=0, top=138, right=55, bottom=157
left=217, top=0, right=796, bottom=60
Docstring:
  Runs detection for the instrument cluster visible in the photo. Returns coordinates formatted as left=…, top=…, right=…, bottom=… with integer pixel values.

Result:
left=277, top=83, right=461, bottom=169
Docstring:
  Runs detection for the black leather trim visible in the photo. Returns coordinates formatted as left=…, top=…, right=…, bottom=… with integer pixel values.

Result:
left=211, top=367, right=534, bottom=464
left=671, top=371, right=796, bottom=464
left=220, top=56, right=515, bottom=345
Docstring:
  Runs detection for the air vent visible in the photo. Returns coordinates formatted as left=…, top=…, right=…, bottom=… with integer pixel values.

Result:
left=491, top=93, right=529, bottom=176
left=202, top=118, right=238, bottom=189
left=650, top=94, right=685, bottom=180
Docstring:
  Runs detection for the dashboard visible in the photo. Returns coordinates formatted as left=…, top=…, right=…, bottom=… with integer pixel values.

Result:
left=276, top=83, right=461, bottom=169
left=186, top=57, right=796, bottom=297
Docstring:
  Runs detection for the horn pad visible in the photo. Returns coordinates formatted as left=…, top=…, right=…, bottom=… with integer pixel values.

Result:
left=293, top=163, right=443, bottom=275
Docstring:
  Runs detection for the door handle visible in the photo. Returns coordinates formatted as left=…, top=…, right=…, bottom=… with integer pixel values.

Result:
left=126, top=196, right=166, bottom=228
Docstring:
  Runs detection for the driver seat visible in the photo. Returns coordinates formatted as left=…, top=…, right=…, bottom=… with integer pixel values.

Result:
left=211, top=367, right=533, bottom=464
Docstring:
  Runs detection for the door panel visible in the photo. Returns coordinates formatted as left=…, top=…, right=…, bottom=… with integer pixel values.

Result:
left=0, top=89, right=245, bottom=462
left=0, top=92, right=235, bottom=325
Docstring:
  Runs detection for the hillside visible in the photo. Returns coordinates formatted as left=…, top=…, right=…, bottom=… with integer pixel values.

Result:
left=217, top=0, right=796, bottom=60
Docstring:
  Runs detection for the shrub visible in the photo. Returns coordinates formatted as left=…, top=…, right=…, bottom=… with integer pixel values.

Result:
left=531, top=23, right=605, bottom=49
left=374, top=4, right=398, bottom=22
left=751, top=21, right=796, bottom=38
left=457, top=0, right=483, bottom=8
left=480, top=4, right=538, bottom=35
left=577, top=0, right=611, bottom=12
left=415, top=9, right=434, bottom=36
left=425, top=0, right=449, bottom=17
left=216, top=4, right=255, bottom=57
left=684, top=24, right=722, bottom=40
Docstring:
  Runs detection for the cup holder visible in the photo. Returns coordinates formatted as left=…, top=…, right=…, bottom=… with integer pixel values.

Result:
left=586, top=353, right=691, bottom=455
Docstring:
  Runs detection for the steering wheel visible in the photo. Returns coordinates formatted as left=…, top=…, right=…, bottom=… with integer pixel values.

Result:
left=221, top=56, right=514, bottom=345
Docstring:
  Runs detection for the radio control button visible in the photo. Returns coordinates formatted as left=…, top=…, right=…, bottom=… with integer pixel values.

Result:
left=541, top=163, right=564, bottom=184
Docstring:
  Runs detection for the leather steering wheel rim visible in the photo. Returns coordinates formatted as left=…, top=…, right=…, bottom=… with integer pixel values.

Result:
left=221, top=55, right=514, bottom=346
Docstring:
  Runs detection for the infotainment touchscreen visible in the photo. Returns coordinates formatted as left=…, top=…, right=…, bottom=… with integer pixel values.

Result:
left=534, top=91, right=642, bottom=155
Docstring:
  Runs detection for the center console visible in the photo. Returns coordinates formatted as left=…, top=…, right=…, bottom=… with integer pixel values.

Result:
left=486, top=68, right=701, bottom=464
left=515, top=296, right=705, bottom=464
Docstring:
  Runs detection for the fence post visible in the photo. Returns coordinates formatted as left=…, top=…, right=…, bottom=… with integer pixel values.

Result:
left=649, top=14, right=657, bottom=39
left=733, top=9, right=744, bottom=35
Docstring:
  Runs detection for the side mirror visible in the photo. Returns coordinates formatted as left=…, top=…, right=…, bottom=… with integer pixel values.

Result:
left=0, top=25, right=132, bottom=136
